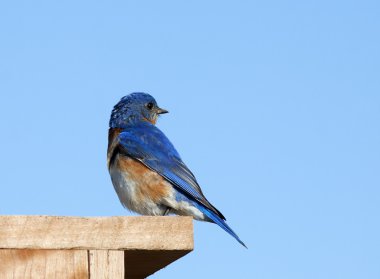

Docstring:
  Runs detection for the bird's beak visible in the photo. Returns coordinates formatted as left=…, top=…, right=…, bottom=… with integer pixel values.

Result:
left=156, top=107, right=169, bottom=114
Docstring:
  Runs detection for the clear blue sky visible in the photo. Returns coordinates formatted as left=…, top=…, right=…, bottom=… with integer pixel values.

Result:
left=1, top=1, right=379, bottom=278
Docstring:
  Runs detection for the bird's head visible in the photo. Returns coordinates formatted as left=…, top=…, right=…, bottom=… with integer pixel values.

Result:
left=109, top=92, right=168, bottom=128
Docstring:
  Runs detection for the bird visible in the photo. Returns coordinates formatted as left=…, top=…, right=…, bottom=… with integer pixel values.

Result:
left=107, top=92, right=246, bottom=247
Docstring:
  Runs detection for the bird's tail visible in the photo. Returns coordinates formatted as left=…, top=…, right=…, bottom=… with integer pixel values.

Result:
left=198, top=204, right=247, bottom=248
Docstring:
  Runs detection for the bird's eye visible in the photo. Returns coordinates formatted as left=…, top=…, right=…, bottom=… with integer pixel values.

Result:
left=146, top=102, right=154, bottom=110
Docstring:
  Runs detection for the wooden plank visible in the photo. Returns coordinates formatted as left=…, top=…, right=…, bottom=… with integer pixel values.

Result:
left=125, top=250, right=191, bottom=279
left=0, top=216, right=193, bottom=251
left=0, top=249, right=88, bottom=279
left=89, top=250, right=124, bottom=279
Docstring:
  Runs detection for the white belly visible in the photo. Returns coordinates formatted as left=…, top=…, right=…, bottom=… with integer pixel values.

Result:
left=109, top=157, right=206, bottom=220
left=109, top=163, right=167, bottom=215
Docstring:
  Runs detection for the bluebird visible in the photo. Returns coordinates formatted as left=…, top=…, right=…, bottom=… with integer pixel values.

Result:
left=107, top=92, right=246, bottom=247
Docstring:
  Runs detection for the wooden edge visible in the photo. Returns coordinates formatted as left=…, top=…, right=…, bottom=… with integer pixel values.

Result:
left=0, top=215, right=194, bottom=251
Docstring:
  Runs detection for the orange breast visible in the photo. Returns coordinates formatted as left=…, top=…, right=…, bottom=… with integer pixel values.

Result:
left=107, top=128, right=122, bottom=169
left=117, top=156, right=172, bottom=203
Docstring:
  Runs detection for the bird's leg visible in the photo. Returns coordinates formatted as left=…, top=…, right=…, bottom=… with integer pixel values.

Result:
left=163, top=207, right=171, bottom=216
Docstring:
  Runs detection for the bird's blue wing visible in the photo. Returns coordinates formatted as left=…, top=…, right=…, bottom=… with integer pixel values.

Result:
left=116, top=122, right=225, bottom=220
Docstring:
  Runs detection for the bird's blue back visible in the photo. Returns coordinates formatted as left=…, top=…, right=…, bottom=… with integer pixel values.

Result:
left=117, top=121, right=246, bottom=247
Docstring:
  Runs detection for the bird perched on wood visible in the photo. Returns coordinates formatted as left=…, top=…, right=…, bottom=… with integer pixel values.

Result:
left=107, top=92, right=246, bottom=247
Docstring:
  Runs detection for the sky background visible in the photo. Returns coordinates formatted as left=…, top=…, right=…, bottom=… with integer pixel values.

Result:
left=0, top=1, right=379, bottom=278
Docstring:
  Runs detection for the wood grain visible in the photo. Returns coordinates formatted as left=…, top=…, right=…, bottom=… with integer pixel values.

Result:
left=0, top=215, right=193, bottom=251
left=89, top=250, right=124, bottom=279
left=0, top=249, right=88, bottom=279
left=0, top=216, right=194, bottom=278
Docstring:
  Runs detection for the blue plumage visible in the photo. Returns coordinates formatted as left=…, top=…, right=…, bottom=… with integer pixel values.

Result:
left=174, top=190, right=246, bottom=247
left=108, top=92, right=246, bottom=248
